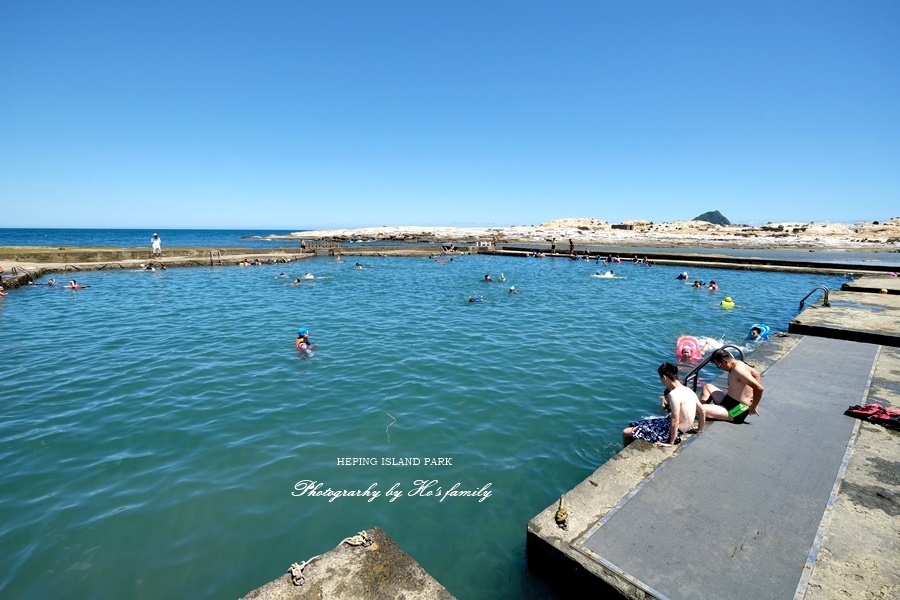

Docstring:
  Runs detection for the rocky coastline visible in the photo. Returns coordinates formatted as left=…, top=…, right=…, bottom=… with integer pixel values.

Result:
left=263, top=217, right=900, bottom=251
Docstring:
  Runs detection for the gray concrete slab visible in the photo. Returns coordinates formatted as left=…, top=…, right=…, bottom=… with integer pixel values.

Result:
left=841, top=275, right=900, bottom=295
left=790, top=289, right=900, bottom=346
left=573, top=337, right=878, bottom=600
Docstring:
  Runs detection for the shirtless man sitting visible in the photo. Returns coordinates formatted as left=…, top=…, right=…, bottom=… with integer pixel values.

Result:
left=623, top=362, right=706, bottom=447
left=699, top=348, right=764, bottom=424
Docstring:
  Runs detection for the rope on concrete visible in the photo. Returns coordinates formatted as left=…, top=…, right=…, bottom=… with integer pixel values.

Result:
left=287, top=532, right=371, bottom=586
left=341, top=530, right=373, bottom=548
left=288, top=555, right=320, bottom=586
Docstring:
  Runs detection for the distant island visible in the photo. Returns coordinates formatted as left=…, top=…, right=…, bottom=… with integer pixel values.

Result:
left=693, top=210, right=731, bottom=226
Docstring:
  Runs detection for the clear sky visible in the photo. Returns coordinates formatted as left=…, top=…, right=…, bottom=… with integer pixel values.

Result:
left=1, top=1, right=898, bottom=230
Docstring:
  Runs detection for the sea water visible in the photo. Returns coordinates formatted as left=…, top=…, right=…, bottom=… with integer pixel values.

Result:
left=0, top=254, right=843, bottom=598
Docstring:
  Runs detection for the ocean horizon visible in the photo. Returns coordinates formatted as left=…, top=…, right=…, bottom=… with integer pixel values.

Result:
left=2, top=228, right=900, bottom=267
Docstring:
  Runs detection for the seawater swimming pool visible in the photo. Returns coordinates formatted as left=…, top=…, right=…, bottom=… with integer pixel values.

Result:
left=0, top=254, right=843, bottom=598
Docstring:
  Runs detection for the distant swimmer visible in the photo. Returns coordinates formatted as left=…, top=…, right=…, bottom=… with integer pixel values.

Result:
left=64, top=280, right=85, bottom=289
left=590, top=270, right=614, bottom=278
left=720, top=296, right=735, bottom=309
left=291, top=278, right=302, bottom=285
left=499, top=273, right=506, bottom=282
left=708, top=280, right=719, bottom=291
left=508, top=286, right=519, bottom=294
left=484, top=274, right=493, bottom=282
left=676, top=271, right=689, bottom=280
left=303, top=273, right=315, bottom=279
left=355, top=262, right=365, bottom=270
left=296, top=327, right=314, bottom=355
left=468, top=295, right=486, bottom=303
left=47, top=278, right=56, bottom=286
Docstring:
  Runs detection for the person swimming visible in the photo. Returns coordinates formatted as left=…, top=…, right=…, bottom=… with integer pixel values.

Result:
left=296, top=327, right=313, bottom=354
left=509, top=286, right=519, bottom=294
left=468, top=295, right=486, bottom=302
left=303, top=273, right=315, bottom=279
left=484, top=274, right=492, bottom=282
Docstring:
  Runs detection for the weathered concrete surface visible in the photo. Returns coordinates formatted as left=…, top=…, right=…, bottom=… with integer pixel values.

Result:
left=0, top=246, right=469, bottom=289
left=495, top=247, right=900, bottom=275
left=528, top=335, right=900, bottom=599
left=842, top=275, right=900, bottom=295
left=241, top=527, right=454, bottom=600
left=805, top=346, right=900, bottom=600
left=526, top=336, right=800, bottom=598
left=790, top=287, right=900, bottom=346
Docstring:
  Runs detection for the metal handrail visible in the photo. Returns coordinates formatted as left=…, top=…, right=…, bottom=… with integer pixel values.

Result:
left=11, top=266, right=37, bottom=283
left=682, top=344, right=745, bottom=392
left=798, top=285, right=830, bottom=311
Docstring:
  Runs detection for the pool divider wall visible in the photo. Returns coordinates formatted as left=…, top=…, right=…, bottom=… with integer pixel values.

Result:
left=526, top=336, right=801, bottom=598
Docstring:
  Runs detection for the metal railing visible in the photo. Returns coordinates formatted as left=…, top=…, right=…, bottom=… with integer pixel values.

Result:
left=798, top=285, right=830, bottom=311
left=682, top=344, right=745, bottom=392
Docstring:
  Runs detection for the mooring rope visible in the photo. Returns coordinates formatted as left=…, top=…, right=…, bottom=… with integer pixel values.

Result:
left=288, top=531, right=373, bottom=586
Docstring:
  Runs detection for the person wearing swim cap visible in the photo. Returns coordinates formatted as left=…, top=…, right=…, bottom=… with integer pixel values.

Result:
left=509, top=286, right=519, bottom=294
left=699, top=349, right=764, bottom=423
left=296, top=327, right=312, bottom=351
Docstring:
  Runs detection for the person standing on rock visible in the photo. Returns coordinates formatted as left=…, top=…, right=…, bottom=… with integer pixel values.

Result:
left=151, top=233, right=162, bottom=258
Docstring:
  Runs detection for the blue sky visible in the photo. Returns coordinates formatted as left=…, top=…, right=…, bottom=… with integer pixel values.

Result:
left=1, top=1, right=898, bottom=229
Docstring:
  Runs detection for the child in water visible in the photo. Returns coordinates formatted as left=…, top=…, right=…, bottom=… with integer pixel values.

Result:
left=296, top=328, right=313, bottom=354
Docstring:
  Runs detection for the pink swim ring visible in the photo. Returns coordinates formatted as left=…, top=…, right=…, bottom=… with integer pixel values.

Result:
left=676, top=335, right=702, bottom=361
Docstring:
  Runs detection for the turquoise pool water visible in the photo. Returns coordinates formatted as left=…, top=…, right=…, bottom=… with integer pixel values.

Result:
left=0, top=255, right=842, bottom=598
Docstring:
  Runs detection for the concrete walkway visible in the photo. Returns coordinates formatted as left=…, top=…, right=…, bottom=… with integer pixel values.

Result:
left=790, top=277, right=900, bottom=346
left=572, top=337, right=878, bottom=599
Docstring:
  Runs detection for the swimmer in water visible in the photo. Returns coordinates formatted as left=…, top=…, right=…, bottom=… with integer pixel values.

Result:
left=509, top=286, right=519, bottom=294
left=291, top=278, right=302, bottom=285
left=708, top=280, right=719, bottom=291
left=296, top=327, right=312, bottom=352
left=748, top=326, right=763, bottom=340
left=303, top=273, right=315, bottom=279
left=468, top=295, right=486, bottom=302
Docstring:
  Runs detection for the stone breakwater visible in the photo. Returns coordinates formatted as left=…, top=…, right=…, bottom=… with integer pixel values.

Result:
left=267, top=217, right=900, bottom=250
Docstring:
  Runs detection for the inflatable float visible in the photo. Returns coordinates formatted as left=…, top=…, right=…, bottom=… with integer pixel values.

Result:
left=746, top=323, right=771, bottom=341
left=720, top=296, right=735, bottom=309
left=676, top=335, right=703, bottom=361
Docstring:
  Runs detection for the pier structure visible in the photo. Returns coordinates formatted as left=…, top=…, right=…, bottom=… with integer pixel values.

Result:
left=527, top=274, right=900, bottom=599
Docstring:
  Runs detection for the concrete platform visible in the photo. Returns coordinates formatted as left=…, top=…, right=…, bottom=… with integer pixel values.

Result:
left=240, top=527, right=454, bottom=600
left=841, top=275, right=900, bottom=295
left=527, top=336, right=900, bottom=599
left=789, top=281, right=900, bottom=346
